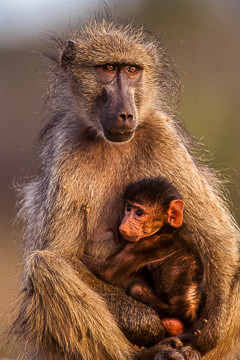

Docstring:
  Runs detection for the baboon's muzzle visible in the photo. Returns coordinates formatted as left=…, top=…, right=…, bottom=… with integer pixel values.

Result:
left=100, top=77, right=138, bottom=143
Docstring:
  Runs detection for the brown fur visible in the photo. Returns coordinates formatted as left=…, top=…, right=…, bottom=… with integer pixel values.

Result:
left=9, top=13, right=240, bottom=360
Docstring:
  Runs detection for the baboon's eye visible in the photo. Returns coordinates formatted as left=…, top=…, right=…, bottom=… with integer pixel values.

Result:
left=128, top=66, right=138, bottom=73
left=104, top=64, right=116, bottom=71
left=126, top=204, right=131, bottom=212
left=135, top=209, right=144, bottom=217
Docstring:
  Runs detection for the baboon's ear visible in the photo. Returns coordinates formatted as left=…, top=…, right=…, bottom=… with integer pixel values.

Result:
left=167, top=200, right=184, bottom=228
left=61, top=40, right=76, bottom=68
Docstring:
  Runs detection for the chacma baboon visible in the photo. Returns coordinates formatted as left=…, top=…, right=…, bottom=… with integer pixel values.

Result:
left=9, top=12, right=240, bottom=360
left=82, top=177, right=204, bottom=337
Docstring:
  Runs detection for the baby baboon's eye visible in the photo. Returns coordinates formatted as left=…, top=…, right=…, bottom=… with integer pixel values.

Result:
left=136, top=209, right=144, bottom=217
left=126, top=204, right=131, bottom=212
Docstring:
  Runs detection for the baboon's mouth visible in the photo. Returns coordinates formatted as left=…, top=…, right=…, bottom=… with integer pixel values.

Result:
left=109, top=129, right=133, bottom=134
left=103, top=128, right=135, bottom=143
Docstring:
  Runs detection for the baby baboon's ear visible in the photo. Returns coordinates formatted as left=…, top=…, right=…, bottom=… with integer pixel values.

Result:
left=61, top=40, right=76, bottom=68
left=167, top=200, right=184, bottom=228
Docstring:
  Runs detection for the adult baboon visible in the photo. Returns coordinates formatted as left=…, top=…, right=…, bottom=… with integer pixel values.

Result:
left=10, top=13, right=240, bottom=360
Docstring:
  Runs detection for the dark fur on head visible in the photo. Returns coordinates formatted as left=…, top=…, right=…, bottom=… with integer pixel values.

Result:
left=124, top=177, right=183, bottom=211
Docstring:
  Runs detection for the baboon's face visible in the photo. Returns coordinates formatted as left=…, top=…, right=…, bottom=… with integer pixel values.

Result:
left=96, top=64, right=142, bottom=143
left=61, top=36, right=156, bottom=144
left=119, top=200, right=165, bottom=242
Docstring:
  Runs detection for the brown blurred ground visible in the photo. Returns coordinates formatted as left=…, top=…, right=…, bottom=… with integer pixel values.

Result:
left=0, top=0, right=240, bottom=357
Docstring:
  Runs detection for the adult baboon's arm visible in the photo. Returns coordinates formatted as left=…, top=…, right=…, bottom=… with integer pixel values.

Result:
left=10, top=250, right=167, bottom=359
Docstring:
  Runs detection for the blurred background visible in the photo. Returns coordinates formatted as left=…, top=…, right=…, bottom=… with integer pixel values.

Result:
left=0, top=0, right=240, bottom=357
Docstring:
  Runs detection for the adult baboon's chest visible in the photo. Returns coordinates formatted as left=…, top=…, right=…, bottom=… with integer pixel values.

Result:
left=75, top=142, right=162, bottom=257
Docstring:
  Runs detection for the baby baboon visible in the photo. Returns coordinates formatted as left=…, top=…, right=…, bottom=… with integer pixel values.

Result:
left=83, top=177, right=204, bottom=337
left=119, top=179, right=200, bottom=339
left=9, top=12, right=240, bottom=360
